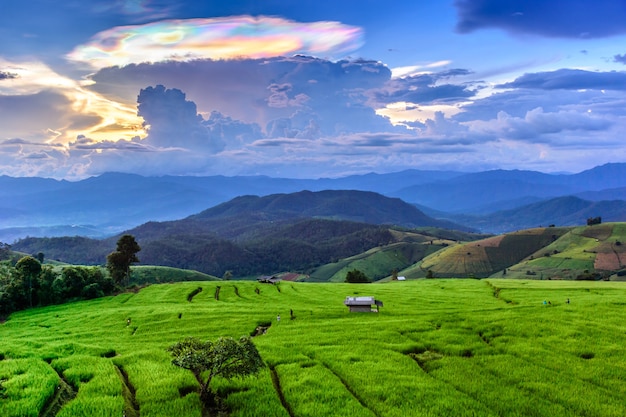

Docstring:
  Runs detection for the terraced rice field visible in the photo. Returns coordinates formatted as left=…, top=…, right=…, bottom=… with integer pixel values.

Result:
left=2, top=279, right=626, bottom=416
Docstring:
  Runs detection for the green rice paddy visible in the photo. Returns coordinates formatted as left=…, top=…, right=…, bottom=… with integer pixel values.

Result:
left=2, top=279, right=626, bottom=416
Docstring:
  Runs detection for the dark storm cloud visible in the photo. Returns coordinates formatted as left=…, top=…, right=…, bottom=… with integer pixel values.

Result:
left=137, top=85, right=225, bottom=152
left=0, top=71, right=19, bottom=80
left=614, top=54, right=626, bottom=65
left=136, top=85, right=265, bottom=152
left=454, top=0, right=626, bottom=38
left=497, top=69, right=626, bottom=91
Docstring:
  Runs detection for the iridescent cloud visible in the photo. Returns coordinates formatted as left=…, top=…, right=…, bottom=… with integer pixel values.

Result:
left=67, top=16, right=364, bottom=69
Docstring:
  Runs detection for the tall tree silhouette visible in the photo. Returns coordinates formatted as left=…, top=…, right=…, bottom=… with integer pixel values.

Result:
left=106, top=235, right=140, bottom=286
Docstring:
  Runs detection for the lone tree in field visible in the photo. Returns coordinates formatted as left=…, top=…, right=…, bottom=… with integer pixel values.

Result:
left=106, top=234, right=140, bottom=286
left=345, top=268, right=370, bottom=283
left=168, top=336, right=265, bottom=406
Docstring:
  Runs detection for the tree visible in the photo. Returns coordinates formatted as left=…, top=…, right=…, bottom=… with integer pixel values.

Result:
left=391, top=268, right=398, bottom=280
left=587, top=216, right=602, bottom=226
left=106, top=234, right=140, bottom=286
left=15, top=256, right=41, bottom=308
left=345, top=269, right=370, bottom=283
left=168, top=336, right=264, bottom=406
left=0, top=243, right=11, bottom=261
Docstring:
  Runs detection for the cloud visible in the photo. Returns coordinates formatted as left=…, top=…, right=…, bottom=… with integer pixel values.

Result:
left=203, top=111, right=264, bottom=147
left=454, top=0, right=626, bottom=38
left=0, top=71, right=19, bottom=80
left=0, top=138, right=63, bottom=147
left=88, top=56, right=396, bottom=138
left=370, top=69, right=476, bottom=106
left=69, top=135, right=157, bottom=152
left=614, top=54, right=626, bottom=65
left=469, top=107, right=613, bottom=143
left=497, top=69, right=626, bottom=91
left=137, top=85, right=226, bottom=153
left=67, top=16, right=363, bottom=69
left=0, top=59, right=144, bottom=144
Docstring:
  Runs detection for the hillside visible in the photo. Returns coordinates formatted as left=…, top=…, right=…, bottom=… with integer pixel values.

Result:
left=12, top=190, right=476, bottom=277
left=3, top=280, right=626, bottom=416
left=190, top=189, right=467, bottom=231
left=451, top=196, right=626, bottom=234
left=405, top=223, right=626, bottom=279
left=501, top=223, right=626, bottom=279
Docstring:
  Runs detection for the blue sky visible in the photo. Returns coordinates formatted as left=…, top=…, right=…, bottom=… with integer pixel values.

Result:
left=1, top=0, right=626, bottom=179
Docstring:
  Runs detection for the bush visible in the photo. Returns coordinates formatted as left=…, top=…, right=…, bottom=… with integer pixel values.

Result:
left=345, top=269, right=370, bottom=283
left=81, top=283, right=104, bottom=300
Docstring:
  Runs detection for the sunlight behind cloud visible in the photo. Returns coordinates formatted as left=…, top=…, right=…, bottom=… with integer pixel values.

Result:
left=376, top=101, right=466, bottom=126
left=0, top=58, right=144, bottom=145
left=67, top=16, right=364, bottom=69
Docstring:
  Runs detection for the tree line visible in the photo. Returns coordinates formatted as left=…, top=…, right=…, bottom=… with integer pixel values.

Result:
left=0, top=235, right=140, bottom=317
left=13, top=220, right=395, bottom=277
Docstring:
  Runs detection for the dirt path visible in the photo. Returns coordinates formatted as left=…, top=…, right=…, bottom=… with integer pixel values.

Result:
left=39, top=364, right=77, bottom=417
left=114, top=364, right=140, bottom=417
left=269, top=366, right=294, bottom=417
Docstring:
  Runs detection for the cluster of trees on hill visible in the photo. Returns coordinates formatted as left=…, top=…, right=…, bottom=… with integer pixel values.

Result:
left=0, top=235, right=141, bottom=317
left=0, top=257, right=115, bottom=316
left=13, top=220, right=396, bottom=277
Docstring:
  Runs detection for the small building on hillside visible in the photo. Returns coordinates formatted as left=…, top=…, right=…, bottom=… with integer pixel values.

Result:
left=257, top=275, right=281, bottom=284
left=344, top=296, right=383, bottom=313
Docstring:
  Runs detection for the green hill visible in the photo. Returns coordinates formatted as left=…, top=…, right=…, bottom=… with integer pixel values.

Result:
left=3, top=279, right=626, bottom=416
left=500, top=223, right=626, bottom=279
left=414, top=223, right=626, bottom=279
left=130, top=266, right=220, bottom=285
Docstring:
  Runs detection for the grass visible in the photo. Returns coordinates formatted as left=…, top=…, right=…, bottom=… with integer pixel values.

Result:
left=309, top=242, right=443, bottom=282
left=130, top=265, right=220, bottom=285
left=502, top=223, right=626, bottom=278
left=2, top=279, right=626, bottom=416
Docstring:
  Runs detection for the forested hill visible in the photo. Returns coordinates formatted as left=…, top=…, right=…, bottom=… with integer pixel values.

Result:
left=12, top=190, right=473, bottom=277
left=190, top=190, right=469, bottom=231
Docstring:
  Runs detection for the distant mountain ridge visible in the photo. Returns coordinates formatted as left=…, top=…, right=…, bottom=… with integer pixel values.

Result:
left=444, top=196, right=626, bottom=234
left=190, top=190, right=466, bottom=230
left=2, top=162, right=626, bottom=241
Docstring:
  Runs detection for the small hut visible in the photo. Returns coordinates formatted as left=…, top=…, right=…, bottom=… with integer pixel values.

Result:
left=257, top=275, right=281, bottom=284
left=344, top=296, right=383, bottom=313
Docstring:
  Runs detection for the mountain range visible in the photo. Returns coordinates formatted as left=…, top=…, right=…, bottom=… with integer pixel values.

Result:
left=11, top=190, right=480, bottom=277
left=2, top=162, right=626, bottom=242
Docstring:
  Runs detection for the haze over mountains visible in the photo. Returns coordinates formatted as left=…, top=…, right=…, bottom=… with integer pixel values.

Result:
left=2, top=162, right=626, bottom=243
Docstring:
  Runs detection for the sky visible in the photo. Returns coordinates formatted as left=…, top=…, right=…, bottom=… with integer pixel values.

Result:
left=1, top=0, right=626, bottom=180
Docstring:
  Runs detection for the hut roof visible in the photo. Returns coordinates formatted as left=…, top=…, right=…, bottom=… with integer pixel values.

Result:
left=344, top=296, right=383, bottom=306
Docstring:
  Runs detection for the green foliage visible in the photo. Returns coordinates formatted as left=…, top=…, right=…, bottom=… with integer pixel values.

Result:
left=0, top=264, right=115, bottom=316
left=344, top=269, right=370, bottom=283
left=3, top=280, right=626, bottom=415
left=168, top=336, right=265, bottom=405
left=11, top=236, right=110, bottom=265
left=0, top=242, right=11, bottom=261
left=130, top=265, right=219, bottom=284
left=106, top=235, right=140, bottom=286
